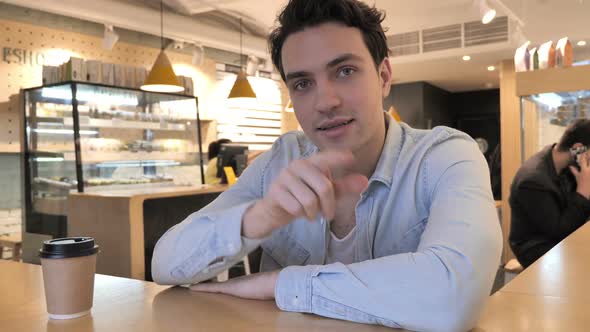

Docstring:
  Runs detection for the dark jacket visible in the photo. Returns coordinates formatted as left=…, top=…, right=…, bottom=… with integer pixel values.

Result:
left=509, top=144, right=590, bottom=267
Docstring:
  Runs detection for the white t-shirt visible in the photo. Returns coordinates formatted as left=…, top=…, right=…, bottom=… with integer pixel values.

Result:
left=325, top=226, right=356, bottom=265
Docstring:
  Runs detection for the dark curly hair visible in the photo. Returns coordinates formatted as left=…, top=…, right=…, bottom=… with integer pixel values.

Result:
left=557, top=119, right=590, bottom=151
left=208, top=138, right=232, bottom=160
left=268, top=0, right=390, bottom=81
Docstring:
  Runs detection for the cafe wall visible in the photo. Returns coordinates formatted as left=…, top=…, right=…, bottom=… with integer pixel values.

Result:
left=0, top=5, right=296, bottom=149
left=0, top=5, right=297, bottom=212
left=0, top=17, right=222, bottom=144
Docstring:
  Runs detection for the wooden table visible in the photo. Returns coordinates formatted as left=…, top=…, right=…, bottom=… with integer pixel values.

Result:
left=475, top=222, right=590, bottom=332
left=68, top=185, right=226, bottom=280
left=0, top=260, right=390, bottom=332
left=4, top=222, right=590, bottom=331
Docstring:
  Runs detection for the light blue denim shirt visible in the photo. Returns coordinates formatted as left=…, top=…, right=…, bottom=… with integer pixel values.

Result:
left=152, top=113, right=502, bottom=332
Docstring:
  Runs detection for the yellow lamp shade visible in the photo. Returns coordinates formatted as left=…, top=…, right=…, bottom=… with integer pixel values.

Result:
left=141, top=50, right=184, bottom=93
left=228, top=71, right=256, bottom=99
left=388, top=105, right=402, bottom=122
left=285, top=99, right=294, bottom=112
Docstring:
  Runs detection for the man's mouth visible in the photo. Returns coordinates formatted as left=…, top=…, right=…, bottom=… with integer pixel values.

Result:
left=317, top=119, right=354, bottom=131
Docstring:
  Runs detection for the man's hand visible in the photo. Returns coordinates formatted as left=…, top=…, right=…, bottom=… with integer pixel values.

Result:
left=242, top=150, right=369, bottom=239
left=189, top=270, right=280, bottom=300
left=571, top=151, right=590, bottom=200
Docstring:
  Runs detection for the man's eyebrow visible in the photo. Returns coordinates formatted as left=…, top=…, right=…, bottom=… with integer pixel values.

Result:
left=326, top=53, right=362, bottom=68
left=285, top=53, right=363, bottom=82
left=285, top=71, right=309, bottom=82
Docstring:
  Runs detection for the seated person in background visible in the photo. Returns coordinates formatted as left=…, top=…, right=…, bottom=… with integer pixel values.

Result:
left=152, top=0, right=502, bottom=330
left=509, top=119, right=590, bottom=268
left=204, top=139, right=231, bottom=184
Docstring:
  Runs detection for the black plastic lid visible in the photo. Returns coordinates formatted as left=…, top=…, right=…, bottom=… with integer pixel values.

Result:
left=39, top=237, right=99, bottom=259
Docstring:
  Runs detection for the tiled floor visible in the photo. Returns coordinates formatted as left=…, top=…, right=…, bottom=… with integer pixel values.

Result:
left=0, top=208, right=21, bottom=260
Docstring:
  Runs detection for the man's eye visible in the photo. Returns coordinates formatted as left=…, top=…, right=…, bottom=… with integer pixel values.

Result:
left=293, top=80, right=311, bottom=91
left=338, top=67, right=356, bottom=77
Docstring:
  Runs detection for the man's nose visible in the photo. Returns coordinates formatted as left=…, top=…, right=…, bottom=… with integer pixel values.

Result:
left=314, top=80, right=342, bottom=113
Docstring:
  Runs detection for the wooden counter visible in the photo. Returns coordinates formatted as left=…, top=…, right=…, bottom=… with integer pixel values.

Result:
left=70, top=184, right=227, bottom=199
left=67, top=185, right=226, bottom=280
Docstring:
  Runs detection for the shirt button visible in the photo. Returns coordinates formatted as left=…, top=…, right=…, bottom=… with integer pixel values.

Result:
left=227, top=244, right=235, bottom=251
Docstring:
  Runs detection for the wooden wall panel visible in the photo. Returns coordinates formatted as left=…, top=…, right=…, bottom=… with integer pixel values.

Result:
left=499, top=60, right=520, bottom=263
left=214, top=69, right=289, bottom=151
left=522, top=99, right=539, bottom=161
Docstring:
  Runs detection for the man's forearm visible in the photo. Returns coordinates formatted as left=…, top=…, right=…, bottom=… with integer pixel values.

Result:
left=152, top=202, right=263, bottom=285
left=190, top=270, right=280, bottom=300
left=274, top=244, right=500, bottom=332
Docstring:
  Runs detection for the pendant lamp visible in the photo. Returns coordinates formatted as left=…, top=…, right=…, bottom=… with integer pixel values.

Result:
left=228, top=18, right=257, bottom=99
left=285, top=99, right=294, bottom=112
left=388, top=105, right=402, bottom=122
left=141, top=0, right=184, bottom=93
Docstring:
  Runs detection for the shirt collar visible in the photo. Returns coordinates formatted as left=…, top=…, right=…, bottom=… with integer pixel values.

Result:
left=369, top=112, right=402, bottom=188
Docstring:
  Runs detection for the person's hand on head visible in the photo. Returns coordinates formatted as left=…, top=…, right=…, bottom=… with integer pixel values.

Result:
left=570, top=151, right=590, bottom=200
left=242, top=150, right=368, bottom=239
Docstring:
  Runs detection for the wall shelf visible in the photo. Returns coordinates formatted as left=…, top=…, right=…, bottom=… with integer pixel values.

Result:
left=516, top=65, right=590, bottom=96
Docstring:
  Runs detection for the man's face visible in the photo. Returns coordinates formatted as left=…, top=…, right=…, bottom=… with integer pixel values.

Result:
left=570, top=143, right=589, bottom=168
left=281, top=22, right=392, bottom=153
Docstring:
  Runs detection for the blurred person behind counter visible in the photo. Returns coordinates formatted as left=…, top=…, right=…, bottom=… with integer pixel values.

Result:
left=205, top=139, right=231, bottom=185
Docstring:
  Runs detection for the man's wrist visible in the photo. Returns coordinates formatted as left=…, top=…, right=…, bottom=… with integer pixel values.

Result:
left=242, top=200, right=274, bottom=239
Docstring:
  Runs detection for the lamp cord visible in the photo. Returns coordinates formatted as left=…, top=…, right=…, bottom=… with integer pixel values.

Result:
left=160, top=0, right=164, bottom=50
left=240, top=17, right=243, bottom=69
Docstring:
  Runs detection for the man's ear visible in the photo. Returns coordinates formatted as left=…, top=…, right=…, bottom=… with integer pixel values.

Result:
left=379, top=57, right=393, bottom=97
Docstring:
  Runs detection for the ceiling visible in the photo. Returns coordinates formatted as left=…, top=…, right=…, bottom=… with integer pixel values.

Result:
left=4, top=0, right=590, bottom=92
left=120, top=0, right=590, bottom=91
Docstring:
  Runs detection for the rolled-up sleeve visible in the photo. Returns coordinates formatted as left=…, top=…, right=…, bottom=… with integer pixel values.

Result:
left=151, top=149, right=274, bottom=285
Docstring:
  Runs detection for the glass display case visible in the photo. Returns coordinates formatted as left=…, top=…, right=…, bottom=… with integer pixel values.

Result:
left=22, top=81, right=204, bottom=237
left=520, top=89, right=590, bottom=161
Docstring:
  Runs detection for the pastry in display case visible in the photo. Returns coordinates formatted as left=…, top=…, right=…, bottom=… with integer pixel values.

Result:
left=22, top=81, right=205, bottom=238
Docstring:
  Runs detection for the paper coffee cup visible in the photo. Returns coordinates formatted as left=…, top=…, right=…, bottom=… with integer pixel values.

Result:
left=39, top=237, right=99, bottom=320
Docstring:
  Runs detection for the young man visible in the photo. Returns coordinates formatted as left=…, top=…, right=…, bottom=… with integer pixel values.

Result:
left=509, top=119, right=590, bottom=268
left=152, top=0, right=502, bottom=330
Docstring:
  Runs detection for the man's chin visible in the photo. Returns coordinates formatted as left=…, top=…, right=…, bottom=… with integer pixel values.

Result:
left=304, top=129, right=358, bottom=150
left=314, top=139, right=356, bottom=152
